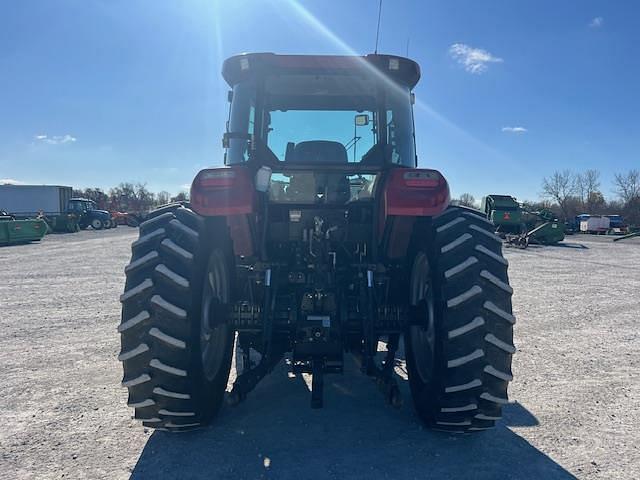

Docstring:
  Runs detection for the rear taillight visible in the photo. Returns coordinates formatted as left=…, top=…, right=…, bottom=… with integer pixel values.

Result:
left=197, top=169, right=236, bottom=187
left=384, top=168, right=450, bottom=215
left=403, top=170, right=441, bottom=188
left=190, top=166, right=255, bottom=216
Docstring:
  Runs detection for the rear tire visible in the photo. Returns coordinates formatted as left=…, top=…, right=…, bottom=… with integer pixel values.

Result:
left=118, top=205, right=235, bottom=431
left=405, top=207, right=515, bottom=432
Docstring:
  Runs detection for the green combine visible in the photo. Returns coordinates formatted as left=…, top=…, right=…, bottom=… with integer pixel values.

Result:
left=0, top=211, right=47, bottom=246
left=482, top=195, right=564, bottom=247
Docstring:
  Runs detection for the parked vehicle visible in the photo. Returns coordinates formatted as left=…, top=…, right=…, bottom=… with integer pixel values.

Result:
left=481, top=194, right=522, bottom=234
left=506, top=209, right=565, bottom=248
left=118, top=53, right=515, bottom=434
left=67, top=198, right=114, bottom=230
left=605, top=215, right=628, bottom=234
left=0, top=210, right=47, bottom=245
left=482, top=195, right=563, bottom=246
left=0, top=184, right=78, bottom=232
left=0, top=185, right=117, bottom=231
left=111, top=211, right=141, bottom=227
left=580, top=215, right=610, bottom=234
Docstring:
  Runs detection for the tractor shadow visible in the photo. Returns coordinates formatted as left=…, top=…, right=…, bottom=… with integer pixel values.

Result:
left=131, top=356, right=574, bottom=480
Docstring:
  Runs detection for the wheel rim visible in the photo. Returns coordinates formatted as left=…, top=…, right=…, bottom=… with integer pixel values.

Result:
left=409, top=252, right=436, bottom=384
left=201, top=251, right=230, bottom=381
left=92, top=219, right=101, bottom=229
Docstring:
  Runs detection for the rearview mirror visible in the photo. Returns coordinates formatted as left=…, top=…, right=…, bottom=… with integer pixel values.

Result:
left=354, top=114, right=369, bottom=126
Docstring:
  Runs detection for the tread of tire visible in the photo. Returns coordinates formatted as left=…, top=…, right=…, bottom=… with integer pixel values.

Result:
left=410, top=206, right=515, bottom=433
left=119, top=205, right=230, bottom=432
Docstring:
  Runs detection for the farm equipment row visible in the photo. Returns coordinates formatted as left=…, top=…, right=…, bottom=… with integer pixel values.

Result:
left=481, top=195, right=565, bottom=247
left=0, top=184, right=142, bottom=246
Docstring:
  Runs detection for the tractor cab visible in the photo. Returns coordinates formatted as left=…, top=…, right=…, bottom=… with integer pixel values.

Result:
left=221, top=53, right=419, bottom=170
left=213, top=53, right=426, bottom=211
left=68, top=198, right=95, bottom=213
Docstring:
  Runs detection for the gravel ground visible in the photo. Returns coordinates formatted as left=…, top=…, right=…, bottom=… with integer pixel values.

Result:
left=1, top=228, right=638, bottom=479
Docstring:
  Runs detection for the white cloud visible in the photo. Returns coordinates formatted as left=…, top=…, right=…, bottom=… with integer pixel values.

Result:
left=589, top=17, right=603, bottom=28
left=449, top=43, right=503, bottom=74
left=502, top=126, right=528, bottom=134
left=1, top=178, right=24, bottom=185
left=34, top=134, right=77, bottom=145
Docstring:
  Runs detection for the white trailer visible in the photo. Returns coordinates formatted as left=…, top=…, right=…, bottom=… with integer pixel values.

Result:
left=580, top=216, right=610, bottom=234
left=0, top=185, right=73, bottom=217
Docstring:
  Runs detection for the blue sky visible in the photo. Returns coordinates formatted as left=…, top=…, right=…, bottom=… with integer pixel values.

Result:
left=1, top=0, right=638, bottom=201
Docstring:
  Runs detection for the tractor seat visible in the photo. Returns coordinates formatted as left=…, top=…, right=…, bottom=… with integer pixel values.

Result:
left=290, top=140, right=348, bottom=164
left=286, top=141, right=350, bottom=203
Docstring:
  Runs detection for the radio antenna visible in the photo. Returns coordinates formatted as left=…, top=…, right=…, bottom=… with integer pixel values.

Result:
left=374, top=0, right=383, bottom=54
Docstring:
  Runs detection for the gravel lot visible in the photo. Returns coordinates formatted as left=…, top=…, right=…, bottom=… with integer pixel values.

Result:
left=1, top=228, right=638, bottom=479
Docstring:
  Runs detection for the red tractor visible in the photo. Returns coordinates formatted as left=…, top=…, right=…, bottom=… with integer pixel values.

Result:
left=118, top=53, right=515, bottom=433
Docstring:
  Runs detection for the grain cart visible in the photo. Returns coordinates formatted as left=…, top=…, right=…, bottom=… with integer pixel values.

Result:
left=119, top=53, right=515, bottom=433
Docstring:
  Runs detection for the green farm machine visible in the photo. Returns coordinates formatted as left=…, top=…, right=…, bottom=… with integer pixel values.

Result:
left=481, top=195, right=522, bottom=234
left=482, top=194, right=564, bottom=247
left=0, top=211, right=47, bottom=246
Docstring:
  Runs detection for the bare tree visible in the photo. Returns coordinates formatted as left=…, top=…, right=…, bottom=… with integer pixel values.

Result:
left=576, top=169, right=601, bottom=213
left=156, top=191, right=171, bottom=206
left=541, top=170, right=577, bottom=220
left=587, top=191, right=606, bottom=213
left=109, top=182, right=156, bottom=213
left=171, top=191, right=189, bottom=203
left=613, top=170, right=640, bottom=225
left=456, top=193, right=477, bottom=208
left=613, top=169, right=640, bottom=205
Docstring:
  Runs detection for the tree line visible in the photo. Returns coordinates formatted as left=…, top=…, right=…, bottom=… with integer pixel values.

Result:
left=72, top=183, right=188, bottom=214
left=80, top=171, right=640, bottom=225
left=452, top=169, right=640, bottom=225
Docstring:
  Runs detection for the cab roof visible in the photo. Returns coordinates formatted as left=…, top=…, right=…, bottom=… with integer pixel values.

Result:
left=222, top=53, right=421, bottom=89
